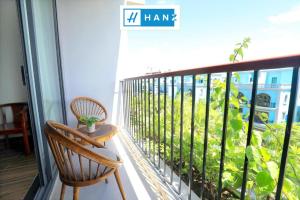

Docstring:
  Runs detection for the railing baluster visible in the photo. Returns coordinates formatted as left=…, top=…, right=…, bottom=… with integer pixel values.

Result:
left=130, top=80, right=133, bottom=137
left=122, top=81, right=126, bottom=129
left=138, top=79, right=141, bottom=144
left=153, top=78, right=156, bottom=164
left=240, top=70, right=258, bottom=199
left=148, top=78, right=151, bottom=157
left=144, top=78, right=147, bottom=153
left=126, top=81, right=130, bottom=132
left=135, top=79, right=138, bottom=141
left=138, top=79, right=141, bottom=146
left=170, top=76, right=175, bottom=183
left=201, top=74, right=211, bottom=199
left=140, top=79, right=144, bottom=151
left=122, top=81, right=126, bottom=130
left=158, top=77, right=161, bottom=169
left=132, top=80, right=135, bottom=138
left=217, top=72, right=232, bottom=200
left=178, top=75, right=184, bottom=193
left=275, top=67, right=299, bottom=200
left=163, top=77, right=167, bottom=176
left=188, top=75, right=196, bottom=200
left=135, top=80, right=138, bottom=142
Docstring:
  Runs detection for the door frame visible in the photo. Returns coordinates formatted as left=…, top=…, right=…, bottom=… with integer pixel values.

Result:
left=17, top=0, right=67, bottom=198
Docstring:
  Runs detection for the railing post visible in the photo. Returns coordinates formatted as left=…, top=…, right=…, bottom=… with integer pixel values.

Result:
left=158, top=77, right=161, bottom=169
left=138, top=78, right=142, bottom=147
left=178, top=75, right=184, bottom=193
left=188, top=75, right=196, bottom=200
left=121, top=81, right=126, bottom=129
left=144, top=78, right=147, bottom=153
left=275, top=67, right=299, bottom=200
left=126, top=81, right=130, bottom=132
left=163, top=77, right=167, bottom=176
left=140, top=79, right=144, bottom=151
left=240, top=70, right=258, bottom=199
left=201, top=73, right=211, bottom=199
left=217, top=72, right=231, bottom=200
left=153, top=78, right=156, bottom=164
left=130, top=80, right=133, bottom=137
left=148, top=78, right=151, bottom=157
left=170, top=76, right=175, bottom=183
left=134, top=79, right=138, bottom=142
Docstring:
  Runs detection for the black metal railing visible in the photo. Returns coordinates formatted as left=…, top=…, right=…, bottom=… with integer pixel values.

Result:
left=121, top=55, right=300, bottom=200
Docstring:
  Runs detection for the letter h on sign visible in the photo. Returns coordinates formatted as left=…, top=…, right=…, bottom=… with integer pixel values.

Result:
left=124, top=9, right=141, bottom=26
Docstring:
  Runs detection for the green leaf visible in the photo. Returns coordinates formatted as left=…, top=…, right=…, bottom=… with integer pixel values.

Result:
left=230, top=119, right=243, bottom=131
left=256, top=171, right=275, bottom=194
left=246, top=145, right=260, bottom=163
left=266, top=161, right=279, bottom=179
left=252, top=131, right=262, bottom=146
left=238, top=48, right=244, bottom=58
left=260, top=147, right=271, bottom=162
left=256, top=171, right=273, bottom=187
left=230, top=98, right=240, bottom=108
left=233, top=72, right=241, bottom=80
left=283, top=178, right=293, bottom=193
left=229, top=54, right=235, bottom=62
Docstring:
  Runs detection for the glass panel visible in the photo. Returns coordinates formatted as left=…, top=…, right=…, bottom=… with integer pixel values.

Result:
left=31, top=0, right=63, bottom=123
left=31, top=0, right=64, bottom=172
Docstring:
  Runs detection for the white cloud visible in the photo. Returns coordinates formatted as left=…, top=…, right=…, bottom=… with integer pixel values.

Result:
left=268, top=5, right=300, bottom=24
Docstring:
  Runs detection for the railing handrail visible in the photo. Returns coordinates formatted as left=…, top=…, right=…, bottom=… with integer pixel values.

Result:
left=124, top=54, right=300, bottom=80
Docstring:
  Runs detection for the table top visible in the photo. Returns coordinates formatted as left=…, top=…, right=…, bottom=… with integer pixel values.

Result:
left=77, top=124, right=118, bottom=143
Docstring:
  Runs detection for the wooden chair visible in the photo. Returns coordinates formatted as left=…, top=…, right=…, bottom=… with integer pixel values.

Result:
left=44, top=121, right=126, bottom=200
left=0, top=103, right=30, bottom=155
left=70, top=97, right=108, bottom=128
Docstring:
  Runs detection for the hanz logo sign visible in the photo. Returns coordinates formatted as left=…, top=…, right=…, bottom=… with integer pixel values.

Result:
left=120, top=5, right=180, bottom=30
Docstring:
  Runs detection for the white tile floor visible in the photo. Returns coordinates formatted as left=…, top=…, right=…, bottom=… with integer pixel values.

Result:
left=49, top=131, right=177, bottom=200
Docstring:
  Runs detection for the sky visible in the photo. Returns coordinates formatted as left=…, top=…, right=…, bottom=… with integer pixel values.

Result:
left=122, top=0, right=300, bottom=78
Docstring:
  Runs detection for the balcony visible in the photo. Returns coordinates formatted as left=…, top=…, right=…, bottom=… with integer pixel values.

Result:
left=3, top=1, right=300, bottom=200
left=47, top=55, right=300, bottom=200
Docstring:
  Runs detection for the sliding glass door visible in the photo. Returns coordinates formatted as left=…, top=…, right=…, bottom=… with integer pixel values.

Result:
left=18, top=0, right=66, bottom=198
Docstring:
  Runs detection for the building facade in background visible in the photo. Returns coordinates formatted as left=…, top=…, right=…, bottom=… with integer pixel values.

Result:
left=160, top=68, right=300, bottom=126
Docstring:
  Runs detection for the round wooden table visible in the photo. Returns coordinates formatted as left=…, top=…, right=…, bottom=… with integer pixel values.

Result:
left=77, top=124, right=118, bottom=143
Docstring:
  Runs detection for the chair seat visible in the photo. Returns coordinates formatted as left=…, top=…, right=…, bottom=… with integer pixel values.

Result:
left=0, top=123, right=22, bottom=134
left=64, top=147, right=119, bottom=183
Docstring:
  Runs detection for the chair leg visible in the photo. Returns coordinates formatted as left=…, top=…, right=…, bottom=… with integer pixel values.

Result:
left=73, top=187, right=80, bottom=200
left=23, top=129, right=30, bottom=155
left=114, top=169, right=126, bottom=200
left=60, top=183, right=66, bottom=200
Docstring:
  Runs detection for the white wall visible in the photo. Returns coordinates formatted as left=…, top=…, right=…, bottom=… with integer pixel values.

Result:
left=57, top=0, right=123, bottom=127
left=0, top=0, right=27, bottom=105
